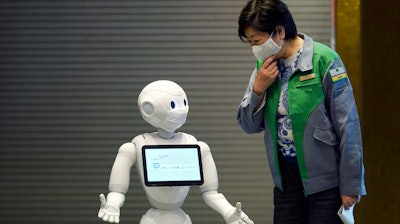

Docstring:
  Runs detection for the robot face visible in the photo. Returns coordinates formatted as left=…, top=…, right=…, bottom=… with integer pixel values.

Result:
left=138, top=80, right=189, bottom=132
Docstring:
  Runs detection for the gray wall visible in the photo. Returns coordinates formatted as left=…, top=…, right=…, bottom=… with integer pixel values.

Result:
left=0, top=1, right=331, bottom=223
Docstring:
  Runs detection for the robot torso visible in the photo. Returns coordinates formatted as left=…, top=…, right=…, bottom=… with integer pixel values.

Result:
left=132, top=132, right=198, bottom=210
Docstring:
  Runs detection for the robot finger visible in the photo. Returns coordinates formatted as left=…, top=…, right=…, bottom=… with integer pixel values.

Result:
left=99, top=193, right=107, bottom=206
left=98, top=210, right=105, bottom=219
left=236, top=202, right=242, bottom=213
left=245, top=217, right=254, bottom=224
left=248, top=218, right=255, bottom=224
left=102, top=214, right=110, bottom=222
left=109, top=215, right=115, bottom=223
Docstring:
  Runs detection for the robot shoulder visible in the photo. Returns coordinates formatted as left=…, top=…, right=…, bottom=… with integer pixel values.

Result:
left=132, top=133, right=158, bottom=145
left=197, top=141, right=211, bottom=153
left=179, top=132, right=198, bottom=143
left=118, top=142, right=135, bottom=153
left=117, top=142, right=137, bottom=162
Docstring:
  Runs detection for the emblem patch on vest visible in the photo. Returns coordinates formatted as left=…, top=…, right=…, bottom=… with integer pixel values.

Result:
left=329, top=67, right=347, bottom=82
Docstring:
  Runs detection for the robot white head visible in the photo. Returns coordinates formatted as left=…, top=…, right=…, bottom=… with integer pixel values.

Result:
left=138, top=80, right=189, bottom=133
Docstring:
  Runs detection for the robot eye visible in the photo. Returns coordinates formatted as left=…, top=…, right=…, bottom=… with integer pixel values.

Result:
left=170, top=99, right=179, bottom=109
left=183, top=99, right=187, bottom=106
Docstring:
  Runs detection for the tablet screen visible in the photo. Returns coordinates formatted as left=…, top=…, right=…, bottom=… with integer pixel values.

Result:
left=142, top=144, right=204, bottom=186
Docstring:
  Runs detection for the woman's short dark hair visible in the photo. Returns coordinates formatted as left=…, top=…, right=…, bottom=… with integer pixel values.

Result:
left=238, top=0, right=297, bottom=42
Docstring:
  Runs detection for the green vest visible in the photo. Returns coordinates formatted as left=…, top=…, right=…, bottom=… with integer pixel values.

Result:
left=257, top=42, right=335, bottom=183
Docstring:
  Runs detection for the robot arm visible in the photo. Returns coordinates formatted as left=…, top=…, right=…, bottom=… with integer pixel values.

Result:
left=98, top=142, right=136, bottom=223
left=199, top=141, right=254, bottom=224
left=108, top=142, right=136, bottom=193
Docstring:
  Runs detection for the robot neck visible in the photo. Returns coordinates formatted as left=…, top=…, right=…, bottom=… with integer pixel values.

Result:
left=157, top=128, right=176, bottom=139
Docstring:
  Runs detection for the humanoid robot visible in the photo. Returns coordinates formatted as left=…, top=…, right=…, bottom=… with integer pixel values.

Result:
left=98, top=80, right=254, bottom=224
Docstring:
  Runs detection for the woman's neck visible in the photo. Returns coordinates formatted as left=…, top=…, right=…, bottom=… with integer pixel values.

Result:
left=278, top=35, right=304, bottom=59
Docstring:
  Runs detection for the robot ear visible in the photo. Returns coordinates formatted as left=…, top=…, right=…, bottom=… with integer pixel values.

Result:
left=141, top=101, right=154, bottom=116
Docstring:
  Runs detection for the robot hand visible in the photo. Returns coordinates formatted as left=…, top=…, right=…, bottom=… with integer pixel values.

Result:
left=98, top=193, right=124, bottom=223
left=224, top=202, right=254, bottom=224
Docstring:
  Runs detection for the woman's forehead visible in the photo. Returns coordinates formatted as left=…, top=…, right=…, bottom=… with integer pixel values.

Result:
left=245, top=27, right=267, bottom=39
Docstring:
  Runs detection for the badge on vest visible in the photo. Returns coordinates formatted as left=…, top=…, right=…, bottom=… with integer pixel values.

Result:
left=299, top=73, right=315, bottom=81
left=329, top=67, right=348, bottom=82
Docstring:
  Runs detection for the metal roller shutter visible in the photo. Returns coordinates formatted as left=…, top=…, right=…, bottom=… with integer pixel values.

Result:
left=0, top=0, right=331, bottom=223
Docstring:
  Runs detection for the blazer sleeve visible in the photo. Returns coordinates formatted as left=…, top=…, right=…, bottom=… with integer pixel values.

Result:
left=322, top=58, right=367, bottom=196
left=236, top=67, right=266, bottom=134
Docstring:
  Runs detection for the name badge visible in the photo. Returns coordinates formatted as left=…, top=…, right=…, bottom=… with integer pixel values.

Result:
left=300, top=73, right=315, bottom=81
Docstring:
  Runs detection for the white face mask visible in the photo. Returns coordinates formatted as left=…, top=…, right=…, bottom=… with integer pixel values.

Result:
left=251, top=31, right=282, bottom=61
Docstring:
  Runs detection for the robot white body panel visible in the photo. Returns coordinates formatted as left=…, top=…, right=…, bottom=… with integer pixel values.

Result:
left=108, top=132, right=221, bottom=223
left=133, top=132, right=196, bottom=210
left=98, top=80, right=254, bottom=224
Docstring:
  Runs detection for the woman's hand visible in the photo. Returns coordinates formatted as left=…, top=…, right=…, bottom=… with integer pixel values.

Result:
left=341, top=195, right=361, bottom=210
left=253, top=55, right=279, bottom=96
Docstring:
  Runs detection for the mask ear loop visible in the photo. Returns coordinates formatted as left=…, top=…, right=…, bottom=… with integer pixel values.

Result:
left=273, top=28, right=284, bottom=49
left=275, top=27, right=285, bottom=40
left=270, top=29, right=275, bottom=38
left=273, top=27, right=285, bottom=47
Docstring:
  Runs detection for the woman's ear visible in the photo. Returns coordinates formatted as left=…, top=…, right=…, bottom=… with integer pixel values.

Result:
left=276, top=25, right=285, bottom=39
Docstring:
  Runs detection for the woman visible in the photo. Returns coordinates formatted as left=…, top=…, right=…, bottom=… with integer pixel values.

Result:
left=236, top=0, right=366, bottom=223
